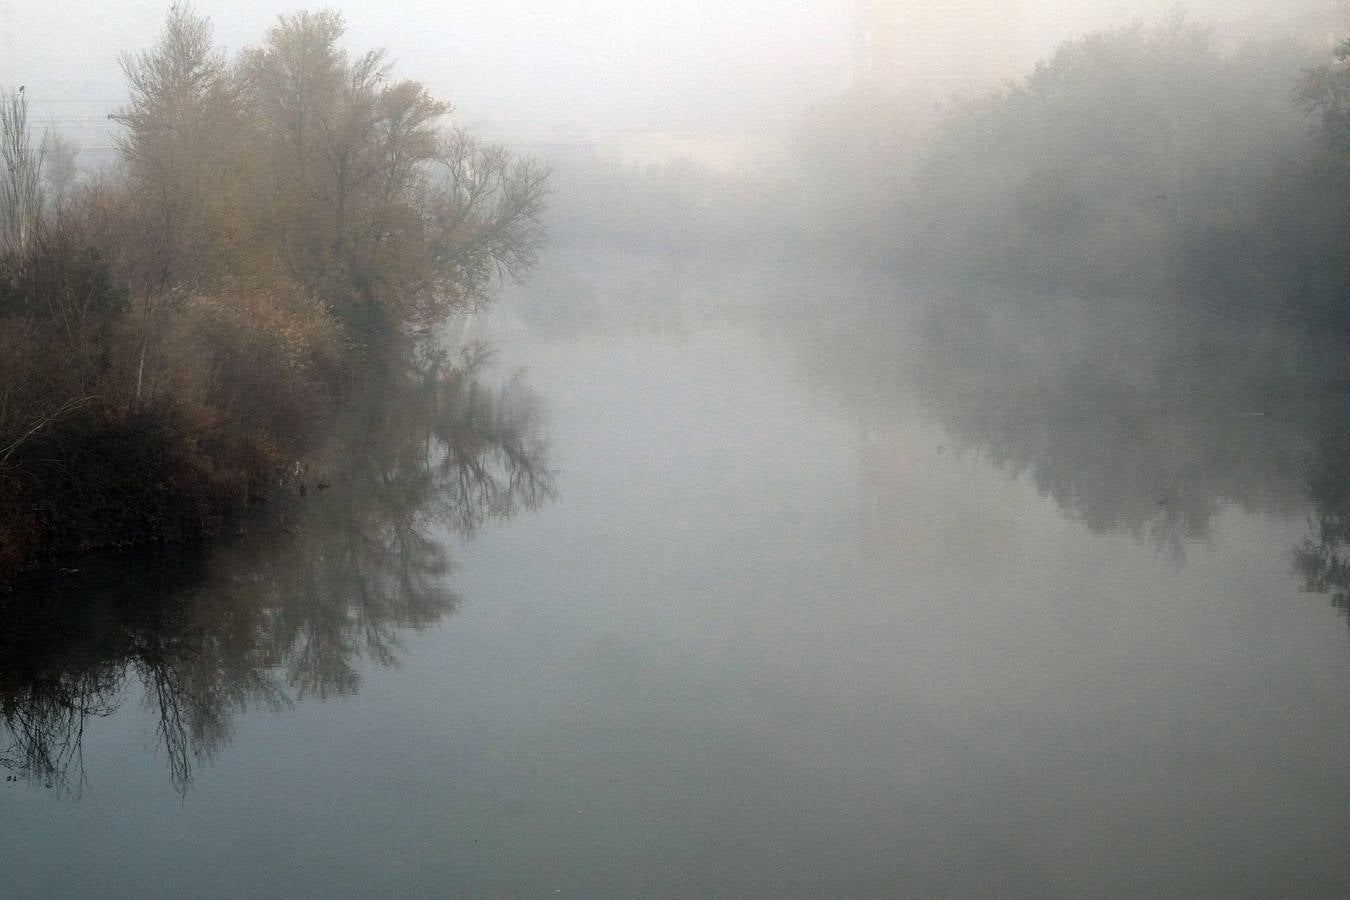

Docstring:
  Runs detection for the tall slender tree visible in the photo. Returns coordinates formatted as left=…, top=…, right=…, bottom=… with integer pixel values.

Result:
left=0, top=87, right=44, bottom=257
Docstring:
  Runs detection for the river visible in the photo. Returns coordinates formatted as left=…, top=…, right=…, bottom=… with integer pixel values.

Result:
left=6, top=248, right=1350, bottom=897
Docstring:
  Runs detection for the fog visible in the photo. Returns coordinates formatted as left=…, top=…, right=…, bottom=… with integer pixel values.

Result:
left=0, top=1, right=1339, bottom=136
left=9, top=1, right=1350, bottom=895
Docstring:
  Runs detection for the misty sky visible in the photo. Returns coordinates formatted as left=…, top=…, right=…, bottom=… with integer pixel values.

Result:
left=0, top=0, right=1336, bottom=139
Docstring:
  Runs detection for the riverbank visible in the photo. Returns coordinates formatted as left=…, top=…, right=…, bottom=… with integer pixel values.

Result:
left=0, top=7, right=546, bottom=578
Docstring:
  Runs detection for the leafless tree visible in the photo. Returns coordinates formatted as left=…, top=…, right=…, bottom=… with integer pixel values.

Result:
left=0, top=86, right=44, bottom=256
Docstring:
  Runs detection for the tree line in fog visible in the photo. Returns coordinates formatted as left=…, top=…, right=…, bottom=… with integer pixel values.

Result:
left=0, top=6, right=548, bottom=572
left=559, top=15, right=1350, bottom=328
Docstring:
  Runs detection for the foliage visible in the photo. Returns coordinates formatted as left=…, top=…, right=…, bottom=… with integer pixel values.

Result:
left=0, top=87, right=44, bottom=256
left=1297, top=36, right=1350, bottom=153
left=905, top=21, right=1340, bottom=306
left=783, top=17, right=1350, bottom=325
left=0, top=5, right=548, bottom=574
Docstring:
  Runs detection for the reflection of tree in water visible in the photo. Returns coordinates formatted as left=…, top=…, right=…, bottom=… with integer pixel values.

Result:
left=798, top=293, right=1317, bottom=562
left=0, top=348, right=554, bottom=794
left=921, top=300, right=1350, bottom=620
left=1292, top=430, right=1350, bottom=619
left=792, top=287, right=1350, bottom=605
left=914, top=304, right=1313, bottom=562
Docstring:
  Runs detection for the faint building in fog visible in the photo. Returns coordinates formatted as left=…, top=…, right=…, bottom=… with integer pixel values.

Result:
left=855, top=0, right=1031, bottom=94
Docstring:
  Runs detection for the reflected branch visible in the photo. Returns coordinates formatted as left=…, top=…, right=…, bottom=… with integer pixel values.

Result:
left=0, top=347, right=555, bottom=793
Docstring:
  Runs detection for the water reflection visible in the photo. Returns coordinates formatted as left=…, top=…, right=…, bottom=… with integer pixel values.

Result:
left=790, top=287, right=1350, bottom=602
left=0, top=346, right=555, bottom=794
left=1293, top=431, right=1350, bottom=617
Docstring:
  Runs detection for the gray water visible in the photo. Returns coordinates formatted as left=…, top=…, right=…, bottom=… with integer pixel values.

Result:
left=6, top=251, right=1350, bottom=897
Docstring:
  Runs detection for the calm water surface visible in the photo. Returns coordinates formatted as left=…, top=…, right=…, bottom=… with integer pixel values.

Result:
left=6, top=252, right=1350, bottom=897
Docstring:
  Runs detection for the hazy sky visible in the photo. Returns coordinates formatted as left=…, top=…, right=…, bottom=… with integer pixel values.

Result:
left=0, top=1, right=1337, bottom=139
left=0, top=0, right=855, bottom=135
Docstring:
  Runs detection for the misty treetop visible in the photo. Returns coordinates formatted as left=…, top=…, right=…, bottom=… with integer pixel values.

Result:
left=791, top=16, right=1350, bottom=317
left=879, top=19, right=1345, bottom=309
left=0, top=5, right=548, bottom=572
left=111, top=6, right=547, bottom=331
left=551, top=13, right=1350, bottom=324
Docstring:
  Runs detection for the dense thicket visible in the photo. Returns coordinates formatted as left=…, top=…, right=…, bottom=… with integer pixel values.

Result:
left=795, top=18, right=1350, bottom=321
left=0, top=7, right=547, bottom=572
left=911, top=22, right=1348, bottom=310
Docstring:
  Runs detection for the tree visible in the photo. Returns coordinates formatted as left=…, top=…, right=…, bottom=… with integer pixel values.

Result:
left=1297, top=37, right=1350, bottom=153
left=1, top=6, right=551, bottom=573
left=237, top=11, right=453, bottom=327
left=113, top=3, right=239, bottom=294
left=418, top=128, right=550, bottom=319
left=41, top=133, right=79, bottom=212
left=235, top=11, right=547, bottom=333
left=0, top=87, right=44, bottom=257
left=112, top=3, right=242, bottom=404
